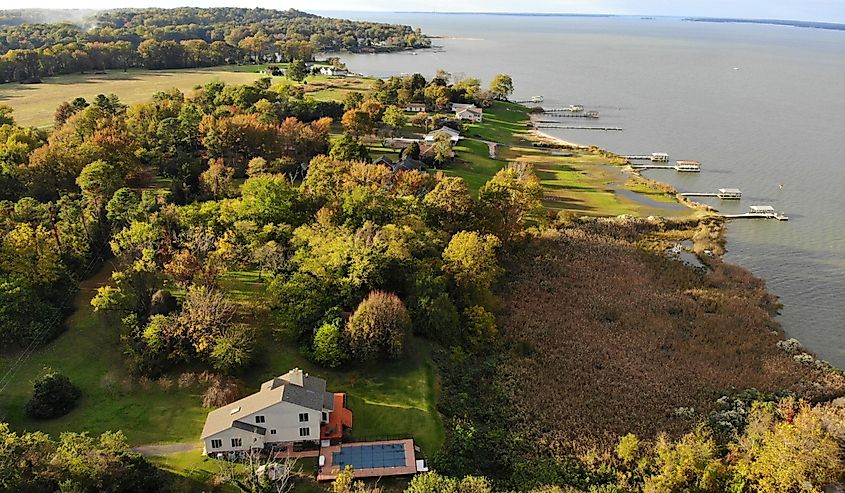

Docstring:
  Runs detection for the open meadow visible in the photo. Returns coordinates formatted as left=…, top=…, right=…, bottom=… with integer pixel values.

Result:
left=0, top=68, right=262, bottom=128
left=0, top=65, right=377, bottom=128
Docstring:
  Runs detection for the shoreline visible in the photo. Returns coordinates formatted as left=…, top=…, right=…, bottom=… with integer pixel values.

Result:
left=528, top=116, right=716, bottom=217
left=527, top=111, right=843, bottom=372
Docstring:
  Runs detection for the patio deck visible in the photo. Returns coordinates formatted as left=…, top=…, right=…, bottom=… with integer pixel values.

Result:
left=271, top=443, right=320, bottom=459
left=316, top=439, right=417, bottom=481
left=321, top=392, right=353, bottom=442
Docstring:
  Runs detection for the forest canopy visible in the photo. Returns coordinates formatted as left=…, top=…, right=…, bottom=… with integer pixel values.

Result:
left=0, top=7, right=430, bottom=82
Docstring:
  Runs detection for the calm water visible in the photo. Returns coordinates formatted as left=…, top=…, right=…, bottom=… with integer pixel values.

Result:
left=323, top=12, right=845, bottom=368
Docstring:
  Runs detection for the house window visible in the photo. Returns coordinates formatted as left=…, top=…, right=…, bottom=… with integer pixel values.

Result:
left=255, top=415, right=265, bottom=424
left=322, top=412, right=328, bottom=422
left=298, top=413, right=309, bottom=422
left=231, top=438, right=242, bottom=448
left=211, top=439, right=222, bottom=449
left=270, top=429, right=276, bottom=435
left=299, top=427, right=310, bottom=437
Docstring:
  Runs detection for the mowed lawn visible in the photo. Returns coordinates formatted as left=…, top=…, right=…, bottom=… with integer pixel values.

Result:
left=462, top=101, right=531, bottom=146
left=440, top=101, right=693, bottom=217
left=0, top=263, right=209, bottom=445
left=0, top=266, right=443, bottom=456
left=0, top=68, right=263, bottom=128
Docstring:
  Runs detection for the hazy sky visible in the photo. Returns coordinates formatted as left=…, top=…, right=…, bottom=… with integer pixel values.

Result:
left=15, top=0, right=845, bottom=23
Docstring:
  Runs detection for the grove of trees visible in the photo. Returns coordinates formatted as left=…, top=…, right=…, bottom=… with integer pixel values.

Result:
left=0, top=7, right=431, bottom=82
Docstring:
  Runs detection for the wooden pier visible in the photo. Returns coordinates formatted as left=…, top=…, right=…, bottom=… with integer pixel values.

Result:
left=536, top=124, right=622, bottom=131
left=624, top=152, right=669, bottom=162
left=539, top=111, right=599, bottom=119
left=630, top=164, right=675, bottom=170
left=544, top=105, right=584, bottom=113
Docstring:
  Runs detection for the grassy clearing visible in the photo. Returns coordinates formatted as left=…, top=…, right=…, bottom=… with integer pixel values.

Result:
left=515, top=148, right=692, bottom=217
left=0, top=265, right=442, bottom=457
left=462, top=101, right=531, bottom=146
left=303, top=75, right=376, bottom=102
left=0, top=262, right=208, bottom=445
left=151, top=448, right=324, bottom=493
left=0, top=66, right=376, bottom=129
left=0, top=68, right=263, bottom=128
left=444, top=139, right=505, bottom=193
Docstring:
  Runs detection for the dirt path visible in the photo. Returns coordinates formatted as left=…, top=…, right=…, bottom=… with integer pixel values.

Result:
left=131, top=442, right=200, bottom=457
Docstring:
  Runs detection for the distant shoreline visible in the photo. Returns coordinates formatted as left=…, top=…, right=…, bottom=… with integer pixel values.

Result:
left=683, top=17, right=845, bottom=31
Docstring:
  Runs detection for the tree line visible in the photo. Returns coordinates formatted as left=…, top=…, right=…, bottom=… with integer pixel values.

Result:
left=0, top=7, right=430, bottom=82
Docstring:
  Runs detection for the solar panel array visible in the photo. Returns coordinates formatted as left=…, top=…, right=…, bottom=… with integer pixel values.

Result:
left=333, top=443, right=407, bottom=469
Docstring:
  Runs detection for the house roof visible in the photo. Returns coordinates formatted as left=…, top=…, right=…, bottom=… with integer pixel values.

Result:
left=457, top=107, right=482, bottom=116
left=428, top=126, right=460, bottom=138
left=451, top=103, right=475, bottom=111
left=373, top=155, right=394, bottom=166
left=201, top=368, right=330, bottom=439
left=393, top=156, right=424, bottom=172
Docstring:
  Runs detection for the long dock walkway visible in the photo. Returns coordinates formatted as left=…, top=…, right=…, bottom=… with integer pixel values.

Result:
left=630, top=164, right=674, bottom=170
left=537, top=113, right=598, bottom=119
left=536, top=124, right=622, bottom=131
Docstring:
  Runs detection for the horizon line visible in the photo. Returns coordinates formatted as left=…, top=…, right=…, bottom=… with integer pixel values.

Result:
left=312, top=10, right=845, bottom=27
left=4, top=7, right=843, bottom=26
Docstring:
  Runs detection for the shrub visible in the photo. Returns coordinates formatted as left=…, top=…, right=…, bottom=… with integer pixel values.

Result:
left=412, top=293, right=460, bottom=344
left=24, top=372, right=81, bottom=419
left=312, top=321, right=349, bottom=368
left=202, top=376, right=244, bottom=407
left=177, top=372, right=197, bottom=388
left=157, top=376, right=174, bottom=391
left=210, top=324, right=256, bottom=374
left=149, top=289, right=178, bottom=315
left=463, top=305, right=497, bottom=348
left=346, top=291, right=410, bottom=362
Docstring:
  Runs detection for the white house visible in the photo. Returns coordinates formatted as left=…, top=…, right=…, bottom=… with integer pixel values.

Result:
left=405, top=102, right=428, bottom=113
left=424, top=126, right=460, bottom=143
left=201, top=368, right=352, bottom=456
left=318, top=67, right=349, bottom=77
left=456, top=106, right=483, bottom=122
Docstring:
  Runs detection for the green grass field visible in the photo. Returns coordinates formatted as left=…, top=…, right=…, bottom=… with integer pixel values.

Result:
left=0, top=65, right=376, bottom=129
left=0, top=68, right=263, bottom=128
left=462, top=101, right=531, bottom=145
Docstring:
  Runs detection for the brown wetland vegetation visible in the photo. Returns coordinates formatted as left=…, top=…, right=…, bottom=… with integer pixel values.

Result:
left=499, top=219, right=845, bottom=454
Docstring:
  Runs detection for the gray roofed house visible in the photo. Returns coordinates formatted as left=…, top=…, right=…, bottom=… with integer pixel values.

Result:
left=373, top=156, right=394, bottom=167
left=201, top=368, right=352, bottom=455
left=424, top=126, right=460, bottom=143
left=392, top=156, right=425, bottom=173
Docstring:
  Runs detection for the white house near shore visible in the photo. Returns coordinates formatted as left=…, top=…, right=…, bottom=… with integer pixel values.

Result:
left=318, top=66, right=349, bottom=77
left=405, top=102, right=428, bottom=112
left=201, top=368, right=352, bottom=456
left=456, top=106, right=483, bottom=122
left=424, top=126, right=460, bottom=143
